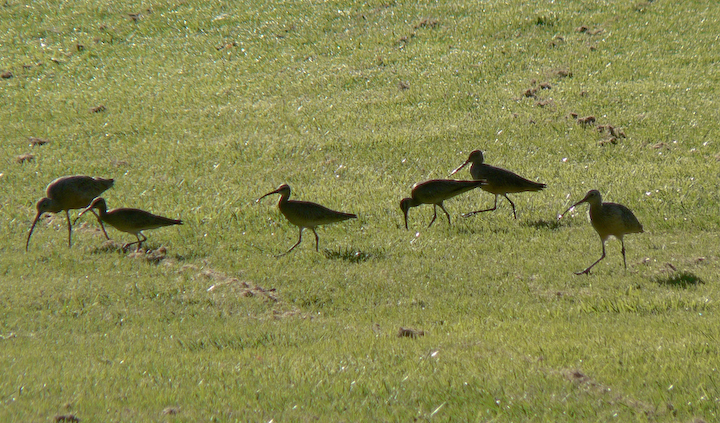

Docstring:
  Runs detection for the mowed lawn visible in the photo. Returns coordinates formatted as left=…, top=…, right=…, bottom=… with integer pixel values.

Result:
left=1, top=0, right=719, bottom=421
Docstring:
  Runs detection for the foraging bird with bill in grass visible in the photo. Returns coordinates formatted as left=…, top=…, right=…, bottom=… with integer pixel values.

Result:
left=257, top=184, right=357, bottom=256
left=559, top=189, right=644, bottom=275
left=451, top=149, right=546, bottom=219
left=77, top=197, right=183, bottom=252
left=400, top=179, right=487, bottom=230
left=26, top=175, right=114, bottom=251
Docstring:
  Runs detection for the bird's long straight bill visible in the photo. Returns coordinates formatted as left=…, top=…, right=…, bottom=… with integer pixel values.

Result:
left=72, top=208, right=101, bottom=224
left=77, top=206, right=95, bottom=219
left=450, top=161, right=470, bottom=175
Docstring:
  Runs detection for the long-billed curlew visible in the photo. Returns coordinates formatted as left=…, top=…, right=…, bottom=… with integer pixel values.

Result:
left=26, top=175, right=114, bottom=251
left=78, top=198, right=183, bottom=252
left=400, top=179, right=487, bottom=230
left=451, top=150, right=546, bottom=219
left=257, top=184, right=356, bottom=256
left=559, top=189, right=644, bottom=275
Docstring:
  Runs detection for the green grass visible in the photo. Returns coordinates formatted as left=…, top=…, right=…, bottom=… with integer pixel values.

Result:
left=1, top=0, right=719, bottom=421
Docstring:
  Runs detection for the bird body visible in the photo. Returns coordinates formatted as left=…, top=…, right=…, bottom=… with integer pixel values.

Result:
left=560, top=190, right=643, bottom=274
left=79, top=198, right=182, bottom=251
left=451, top=150, right=545, bottom=219
left=257, top=184, right=356, bottom=255
left=400, top=179, right=486, bottom=229
left=26, top=175, right=114, bottom=250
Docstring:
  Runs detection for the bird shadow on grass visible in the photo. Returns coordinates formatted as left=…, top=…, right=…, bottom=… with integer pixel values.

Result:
left=523, top=218, right=563, bottom=230
left=322, top=247, right=385, bottom=263
left=653, top=271, right=705, bottom=289
left=90, top=240, right=186, bottom=264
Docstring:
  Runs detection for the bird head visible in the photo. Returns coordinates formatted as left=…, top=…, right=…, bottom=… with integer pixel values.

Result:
left=78, top=197, right=107, bottom=218
left=257, top=184, right=291, bottom=202
left=559, top=190, right=602, bottom=219
left=451, top=150, right=484, bottom=175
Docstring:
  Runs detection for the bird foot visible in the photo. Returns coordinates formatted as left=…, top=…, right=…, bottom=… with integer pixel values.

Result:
left=574, top=269, right=591, bottom=276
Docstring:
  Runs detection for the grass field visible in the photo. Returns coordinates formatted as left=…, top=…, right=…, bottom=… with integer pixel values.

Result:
left=1, top=0, right=719, bottom=421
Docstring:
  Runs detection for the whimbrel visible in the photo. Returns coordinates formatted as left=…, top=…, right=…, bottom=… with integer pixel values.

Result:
left=451, top=150, right=546, bottom=219
left=559, top=189, right=644, bottom=275
left=78, top=198, right=183, bottom=252
left=257, top=184, right=356, bottom=256
left=26, top=175, right=114, bottom=251
left=400, top=179, right=487, bottom=229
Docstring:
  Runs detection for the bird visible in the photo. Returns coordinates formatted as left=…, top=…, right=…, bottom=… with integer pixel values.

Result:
left=77, top=198, right=183, bottom=252
left=400, top=179, right=487, bottom=230
left=26, top=175, right=114, bottom=251
left=257, top=184, right=356, bottom=256
left=559, top=189, right=644, bottom=275
left=451, top=149, right=546, bottom=219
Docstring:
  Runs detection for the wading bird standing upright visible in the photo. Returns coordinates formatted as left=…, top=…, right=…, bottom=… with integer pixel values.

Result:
left=78, top=198, right=183, bottom=252
left=451, top=150, right=546, bottom=219
left=257, top=184, right=356, bottom=256
left=400, top=179, right=487, bottom=229
left=559, top=189, right=644, bottom=275
left=26, top=175, right=114, bottom=251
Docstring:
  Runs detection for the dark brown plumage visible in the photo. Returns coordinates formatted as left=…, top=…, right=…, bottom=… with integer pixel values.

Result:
left=560, top=190, right=644, bottom=275
left=400, top=179, right=487, bottom=229
left=451, top=150, right=546, bottom=219
left=26, top=175, right=114, bottom=251
left=257, top=184, right=356, bottom=256
left=79, top=198, right=182, bottom=251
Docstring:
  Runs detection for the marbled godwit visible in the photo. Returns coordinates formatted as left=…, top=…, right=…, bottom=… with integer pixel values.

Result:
left=26, top=175, right=114, bottom=251
left=451, top=150, right=546, bottom=219
left=559, top=190, right=643, bottom=275
left=400, top=179, right=487, bottom=230
left=78, top=198, right=183, bottom=252
left=257, top=184, right=356, bottom=256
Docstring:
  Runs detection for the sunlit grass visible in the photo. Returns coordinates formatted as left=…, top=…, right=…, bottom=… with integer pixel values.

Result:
left=1, top=0, right=719, bottom=421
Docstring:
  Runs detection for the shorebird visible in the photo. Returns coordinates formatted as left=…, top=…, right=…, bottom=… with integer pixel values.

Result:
left=26, top=175, right=114, bottom=251
left=257, top=184, right=356, bottom=256
left=400, top=179, right=487, bottom=229
left=559, top=189, right=644, bottom=275
left=77, top=198, right=183, bottom=252
left=451, top=150, right=546, bottom=219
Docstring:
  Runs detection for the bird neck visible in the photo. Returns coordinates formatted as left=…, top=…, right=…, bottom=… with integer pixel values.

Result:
left=587, top=200, right=603, bottom=217
left=407, top=197, right=422, bottom=208
left=95, top=204, right=108, bottom=219
left=276, top=191, right=291, bottom=207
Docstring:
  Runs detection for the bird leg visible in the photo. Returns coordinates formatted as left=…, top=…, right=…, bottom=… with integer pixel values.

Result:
left=428, top=205, right=438, bottom=227
left=438, top=203, right=452, bottom=226
left=123, top=233, right=148, bottom=252
left=463, top=195, right=498, bottom=218
left=278, top=227, right=304, bottom=257
left=98, top=218, right=111, bottom=240
left=576, top=241, right=606, bottom=275
left=312, top=228, right=320, bottom=252
left=65, top=210, right=73, bottom=248
left=503, top=194, right=517, bottom=219
left=621, top=239, right=627, bottom=269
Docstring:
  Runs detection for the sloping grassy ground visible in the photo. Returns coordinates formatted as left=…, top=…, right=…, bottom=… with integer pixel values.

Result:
left=1, top=0, right=719, bottom=421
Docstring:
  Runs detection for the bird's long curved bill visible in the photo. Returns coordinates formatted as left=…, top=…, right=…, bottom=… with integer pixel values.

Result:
left=25, top=212, right=42, bottom=252
left=450, top=160, right=470, bottom=175
left=256, top=188, right=281, bottom=203
left=558, top=200, right=584, bottom=220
